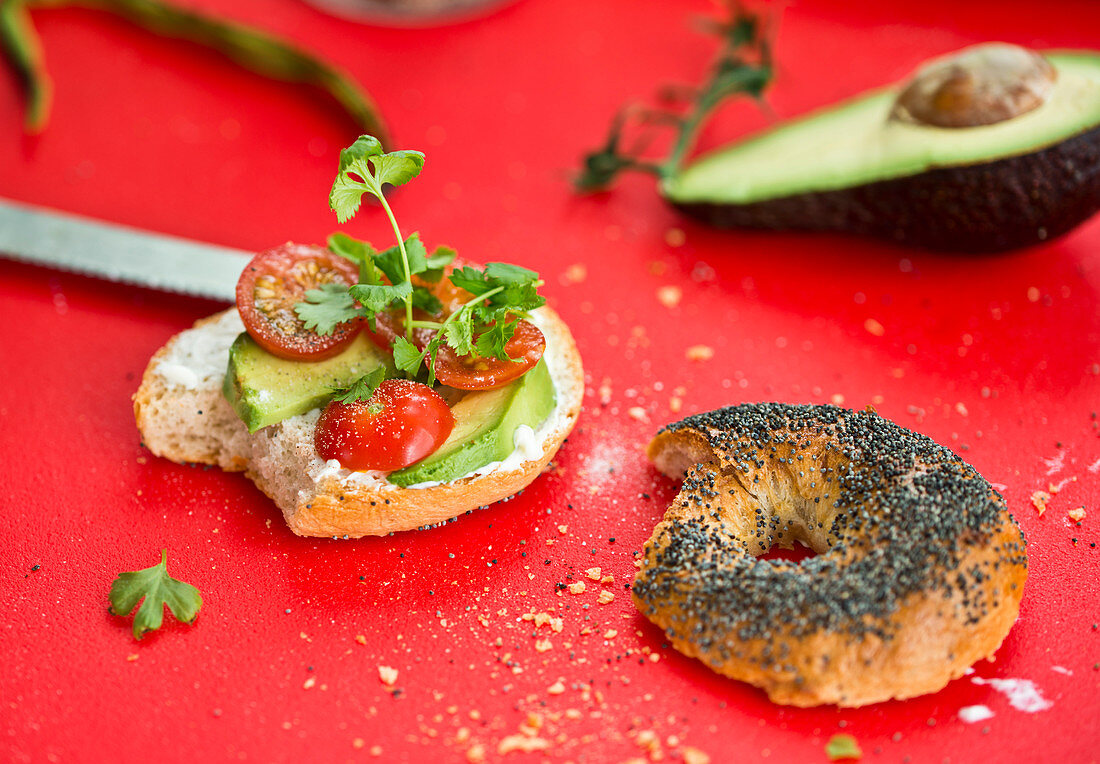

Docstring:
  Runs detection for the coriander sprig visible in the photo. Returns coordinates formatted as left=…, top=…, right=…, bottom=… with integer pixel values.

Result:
left=576, top=2, right=773, bottom=190
left=295, top=136, right=546, bottom=387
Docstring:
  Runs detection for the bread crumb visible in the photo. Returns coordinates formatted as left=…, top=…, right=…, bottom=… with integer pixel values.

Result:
left=535, top=639, right=553, bottom=653
left=1069, top=507, right=1086, bottom=522
left=1031, top=491, right=1051, bottom=516
left=568, top=582, right=586, bottom=595
left=628, top=407, right=649, bottom=423
left=303, top=676, right=316, bottom=690
left=547, top=681, right=565, bottom=695
left=864, top=318, right=885, bottom=337
left=597, top=591, right=615, bottom=605
left=649, top=653, right=661, bottom=663
left=657, top=285, right=682, bottom=308
left=557, top=524, right=568, bottom=535
left=126, top=654, right=139, bottom=662
left=354, top=634, right=367, bottom=645
left=378, top=666, right=398, bottom=686
left=683, top=748, right=711, bottom=764
left=600, top=574, right=614, bottom=585
left=604, top=629, right=618, bottom=640
left=685, top=345, right=714, bottom=362
left=497, top=734, right=550, bottom=754
left=466, top=743, right=486, bottom=763
left=585, top=567, right=602, bottom=581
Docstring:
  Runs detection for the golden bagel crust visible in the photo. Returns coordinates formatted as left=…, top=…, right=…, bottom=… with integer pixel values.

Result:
left=133, top=306, right=583, bottom=537
left=633, top=403, right=1027, bottom=707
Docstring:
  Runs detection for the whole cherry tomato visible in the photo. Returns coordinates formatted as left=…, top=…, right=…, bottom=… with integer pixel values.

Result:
left=314, top=380, right=454, bottom=471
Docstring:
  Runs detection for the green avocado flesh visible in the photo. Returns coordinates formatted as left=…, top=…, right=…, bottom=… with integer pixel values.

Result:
left=388, top=359, right=556, bottom=488
left=662, top=52, right=1100, bottom=205
left=223, top=333, right=393, bottom=433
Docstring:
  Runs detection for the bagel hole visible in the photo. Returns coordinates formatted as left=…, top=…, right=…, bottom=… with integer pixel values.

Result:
left=758, top=539, right=817, bottom=564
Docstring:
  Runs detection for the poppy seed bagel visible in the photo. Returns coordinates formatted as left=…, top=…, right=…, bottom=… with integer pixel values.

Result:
left=633, top=403, right=1027, bottom=707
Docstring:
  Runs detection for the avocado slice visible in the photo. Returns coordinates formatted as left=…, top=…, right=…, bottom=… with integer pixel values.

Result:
left=223, top=332, right=393, bottom=432
left=662, top=49, right=1100, bottom=251
left=388, top=358, right=555, bottom=487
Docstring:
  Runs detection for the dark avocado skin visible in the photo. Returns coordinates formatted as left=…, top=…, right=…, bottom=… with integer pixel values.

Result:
left=671, top=125, right=1100, bottom=252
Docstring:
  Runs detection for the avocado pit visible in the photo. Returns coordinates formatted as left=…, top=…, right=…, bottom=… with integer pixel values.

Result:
left=891, top=44, right=1057, bottom=128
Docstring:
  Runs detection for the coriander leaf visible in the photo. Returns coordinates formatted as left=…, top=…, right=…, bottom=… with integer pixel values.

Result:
left=332, top=367, right=386, bottom=404
left=349, top=281, right=412, bottom=314
left=295, top=283, right=363, bottom=336
left=402, top=233, right=429, bottom=276
left=392, top=335, right=425, bottom=375
left=368, top=150, right=425, bottom=189
left=485, top=262, right=538, bottom=284
left=372, top=233, right=427, bottom=284
left=410, top=286, right=443, bottom=315
left=448, top=265, right=490, bottom=295
left=337, top=134, right=384, bottom=173
left=371, top=241, right=406, bottom=286
left=108, top=549, right=202, bottom=640
left=327, top=231, right=376, bottom=265
left=330, top=167, right=373, bottom=224
left=421, top=245, right=456, bottom=283
left=442, top=309, right=474, bottom=356
left=475, top=321, right=517, bottom=361
left=327, top=232, right=384, bottom=284
left=427, top=245, right=456, bottom=270
left=330, top=136, right=386, bottom=223
left=825, top=734, right=862, bottom=761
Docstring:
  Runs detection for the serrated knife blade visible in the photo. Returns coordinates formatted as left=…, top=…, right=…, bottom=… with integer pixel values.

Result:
left=0, top=198, right=251, bottom=302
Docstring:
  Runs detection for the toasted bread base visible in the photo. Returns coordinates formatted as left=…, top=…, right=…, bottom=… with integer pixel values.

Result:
left=134, top=307, right=583, bottom=537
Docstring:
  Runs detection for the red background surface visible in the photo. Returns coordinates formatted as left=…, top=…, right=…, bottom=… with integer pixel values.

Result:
left=2, top=1, right=1098, bottom=761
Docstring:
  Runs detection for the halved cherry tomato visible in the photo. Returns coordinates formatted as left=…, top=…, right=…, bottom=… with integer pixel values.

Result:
left=433, top=320, right=545, bottom=390
left=368, top=312, right=545, bottom=391
left=314, top=380, right=454, bottom=471
left=364, top=263, right=546, bottom=391
left=237, top=243, right=361, bottom=361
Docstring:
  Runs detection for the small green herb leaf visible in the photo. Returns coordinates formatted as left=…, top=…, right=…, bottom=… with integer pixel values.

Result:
left=422, top=245, right=456, bottom=283
left=442, top=309, right=475, bottom=356
left=295, top=283, right=363, bottom=336
left=331, top=366, right=386, bottom=404
left=392, top=336, right=425, bottom=375
left=349, top=280, right=412, bottom=314
left=108, top=549, right=202, bottom=640
left=410, top=286, right=443, bottom=315
left=475, top=321, right=518, bottom=362
left=825, top=734, right=862, bottom=761
left=368, top=150, right=425, bottom=189
left=337, top=134, right=384, bottom=172
left=327, top=232, right=383, bottom=284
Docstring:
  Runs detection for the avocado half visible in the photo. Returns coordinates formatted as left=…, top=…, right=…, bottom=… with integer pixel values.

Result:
left=662, top=51, right=1100, bottom=252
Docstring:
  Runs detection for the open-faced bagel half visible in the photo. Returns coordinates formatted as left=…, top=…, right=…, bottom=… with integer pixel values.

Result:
left=633, top=403, right=1027, bottom=707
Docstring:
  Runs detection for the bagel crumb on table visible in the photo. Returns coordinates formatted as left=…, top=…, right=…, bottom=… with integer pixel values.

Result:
left=633, top=402, right=1028, bottom=707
